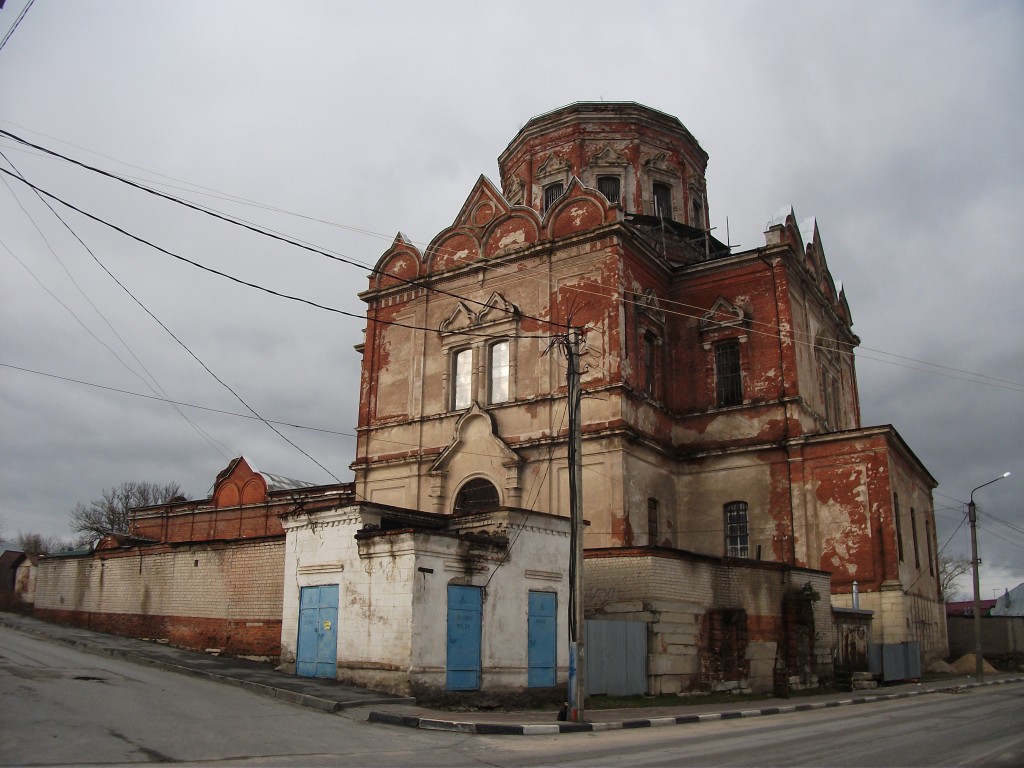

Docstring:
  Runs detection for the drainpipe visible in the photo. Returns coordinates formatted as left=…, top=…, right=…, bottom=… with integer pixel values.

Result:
left=852, top=580, right=859, bottom=610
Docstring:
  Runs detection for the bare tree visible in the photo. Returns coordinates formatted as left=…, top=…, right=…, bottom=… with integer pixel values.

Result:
left=938, top=553, right=973, bottom=601
left=69, top=481, right=183, bottom=540
left=16, top=531, right=75, bottom=555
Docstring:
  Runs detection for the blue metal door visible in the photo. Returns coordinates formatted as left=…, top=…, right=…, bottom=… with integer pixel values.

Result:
left=297, top=584, right=338, bottom=678
left=446, top=585, right=482, bottom=690
left=528, top=591, right=557, bottom=687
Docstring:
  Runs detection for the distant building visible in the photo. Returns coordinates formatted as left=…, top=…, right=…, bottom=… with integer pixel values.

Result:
left=991, top=583, right=1024, bottom=617
left=33, top=457, right=350, bottom=657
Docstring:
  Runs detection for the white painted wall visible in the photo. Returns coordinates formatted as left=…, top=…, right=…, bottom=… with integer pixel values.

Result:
left=281, top=503, right=570, bottom=697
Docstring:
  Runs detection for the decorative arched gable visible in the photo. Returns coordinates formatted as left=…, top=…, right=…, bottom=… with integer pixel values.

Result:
left=546, top=177, right=614, bottom=238
left=425, top=176, right=512, bottom=275
left=428, top=404, right=522, bottom=514
left=213, top=457, right=268, bottom=509
left=372, top=232, right=423, bottom=290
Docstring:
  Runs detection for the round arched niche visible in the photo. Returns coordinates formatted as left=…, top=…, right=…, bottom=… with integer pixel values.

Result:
left=453, top=478, right=500, bottom=514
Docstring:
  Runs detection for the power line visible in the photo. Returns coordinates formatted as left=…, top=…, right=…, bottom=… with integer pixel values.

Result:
left=0, top=165, right=551, bottom=343
left=0, top=153, right=234, bottom=460
left=4, top=128, right=1020, bottom=394
left=0, top=128, right=569, bottom=334
left=0, top=0, right=34, bottom=54
left=0, top=168, right=342, bottom=483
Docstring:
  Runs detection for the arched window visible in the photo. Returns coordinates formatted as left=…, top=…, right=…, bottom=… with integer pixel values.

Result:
left=724, top=501, right=749, bottom=557
left=454, top=478, right=500, bottom=514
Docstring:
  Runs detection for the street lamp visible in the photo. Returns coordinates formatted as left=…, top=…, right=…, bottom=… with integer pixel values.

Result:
left=968, top=471, right=1011, bottom=681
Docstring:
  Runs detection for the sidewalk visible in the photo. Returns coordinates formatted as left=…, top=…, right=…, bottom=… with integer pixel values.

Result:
left=4, top=611, right=1021, bottom=736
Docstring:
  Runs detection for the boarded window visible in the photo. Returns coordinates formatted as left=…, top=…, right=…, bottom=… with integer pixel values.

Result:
left=910, top=507, right=921, bottom=569
left=643, top=333, right=657, bottom=397
left=597, top=175, right=621, bottom=204
left=647, top=498, right=659, bottom=546
left=653, top=182, right=672, bottom=219
left=894, top=493, right=905, bottom=562
left=715, top=341, right=742, bottom=406
left=725, top=501, right=749, bottom=557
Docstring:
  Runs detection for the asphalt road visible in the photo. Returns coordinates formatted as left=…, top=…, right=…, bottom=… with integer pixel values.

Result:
left=2, top=625, right=1022, bottom=767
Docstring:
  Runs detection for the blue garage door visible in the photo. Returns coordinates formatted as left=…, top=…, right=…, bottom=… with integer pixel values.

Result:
left=446, top=585, right=482, bottom=690
left=297, top=584, right=339, bottom=678
left=528, top=591, right=557, bottom=687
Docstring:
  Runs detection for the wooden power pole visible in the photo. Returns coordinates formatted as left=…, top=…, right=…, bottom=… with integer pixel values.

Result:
left=565, top=327, right=586, bottom=722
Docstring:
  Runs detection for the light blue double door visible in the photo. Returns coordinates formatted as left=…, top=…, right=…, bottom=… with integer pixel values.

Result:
left=445, top=586, right=557, bottom=690
left=297, top=584, right=338, bottom=678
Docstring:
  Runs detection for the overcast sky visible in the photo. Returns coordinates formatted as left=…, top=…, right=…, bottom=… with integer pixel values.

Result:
left=1, top=1, right=1021, bottom=599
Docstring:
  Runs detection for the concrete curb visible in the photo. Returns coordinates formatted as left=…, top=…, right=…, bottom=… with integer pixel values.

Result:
left=367, top=676, right=1024, bottom=736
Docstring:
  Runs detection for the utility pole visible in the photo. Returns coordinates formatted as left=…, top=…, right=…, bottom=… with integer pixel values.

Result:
left=565, top=326, right=586, bottom=722
left=968, top=471, right=1011, bottom=682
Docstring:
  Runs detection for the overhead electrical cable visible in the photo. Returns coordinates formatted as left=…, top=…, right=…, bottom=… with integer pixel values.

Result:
left=0, top=166, right=549, bottom=343
left=0, top=129, right=569, bottom=334
left=0, top=168, right=341, bottom=483
left=3, top=129, right=1019, bottom=392
left=0, top=0, right=34, bottom=54
left=0, top=152, right=234, bottom=460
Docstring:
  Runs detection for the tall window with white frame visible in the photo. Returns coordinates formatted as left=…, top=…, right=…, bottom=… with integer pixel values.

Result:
left=725, top=501, right=749, bottom=557
left=715, top=341, right=742, bottom=406
left=489, top=340, right=510, bottom=404
left=453, top=348, right=473, bottom=410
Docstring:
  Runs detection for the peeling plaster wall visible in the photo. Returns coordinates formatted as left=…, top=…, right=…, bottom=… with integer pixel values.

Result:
left=281, top=506, right=570, bottom=698
left=585, top=551, right=833, bottom=694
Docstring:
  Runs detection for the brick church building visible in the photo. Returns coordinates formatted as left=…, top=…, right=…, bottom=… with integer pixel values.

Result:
left=354, top=102, right=946, bottom=663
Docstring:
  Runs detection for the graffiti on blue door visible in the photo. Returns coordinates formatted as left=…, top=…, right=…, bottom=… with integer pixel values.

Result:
left=528, top=590, right=557, bottom=687
left=297, top=584, right=338, bottom=678
left=446, top=584, right=482, bottom=690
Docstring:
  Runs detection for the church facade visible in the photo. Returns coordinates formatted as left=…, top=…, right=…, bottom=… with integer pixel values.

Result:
left=353, top=102, right=945, bottom=663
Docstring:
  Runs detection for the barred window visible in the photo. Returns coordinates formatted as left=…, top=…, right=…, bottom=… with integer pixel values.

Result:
left=543, top=182, right=564, bottom=212
left=715, top=341, right=742, bottom=406
left=725, top=501, right=749, bottom=558
left=454, top=478, right=499, bottom=513
left=597, top=175, right=621, bottom=204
